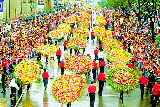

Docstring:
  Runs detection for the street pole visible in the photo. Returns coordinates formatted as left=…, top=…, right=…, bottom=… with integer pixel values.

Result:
left=20, top=0, right=22, bottom=14
left=9, top=0, right=10, bottom=19
left=5, top=0, right=7, bottom=23
left=138, top=0, right=141, bottom=26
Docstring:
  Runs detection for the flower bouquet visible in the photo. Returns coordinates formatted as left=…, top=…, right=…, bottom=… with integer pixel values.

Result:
left=65, top=54, right=92, bottom=74
left=15, top=59, right=39, bottom=84
left=52, top=73, right=86, bottom=104
left=107, top=67, right=140, bottom=93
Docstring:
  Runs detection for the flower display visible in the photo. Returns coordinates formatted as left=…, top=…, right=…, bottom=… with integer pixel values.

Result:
left=100, top=33, right=132, bottom=64
left=36, top=44, right=57, bottom=56
left=57, top=24, right=71, bottom=34
left=94, top=26, right=106, bottom=36
left=65, top=54, right=92, bottom=74
left=96, top=14, right=106, bottom=26
left=51, top=30, right=64, bottom=39
left=73, top=27, right=89, bottom=39
left=64, top=14, right=78, bottom=23
left=64, top=11, right=91, bottom=24
left=107, top=49, right=133, bottom=63
left=67, top=37, right=88, bottom=49
left=52, top=73, right=86, bottom=104
left=15, top=59, right=39, bottom=83
left=107, top=62, right=127, bottom=68
left=107, top=67, right=140, bottom=92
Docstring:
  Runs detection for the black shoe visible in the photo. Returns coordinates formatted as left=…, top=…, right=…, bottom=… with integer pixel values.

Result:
left=99, top=94, right=102, bottom=96
left=1, top=91, right=5, bottom=93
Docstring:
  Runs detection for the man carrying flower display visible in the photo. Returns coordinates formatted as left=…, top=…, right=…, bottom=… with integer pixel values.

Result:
left=42, top=69, right=49, bottom=90
left=146, top=72, right=156, bottom=94
left=92, top=60, right=99, bottom=82
left=150, top=81, right=160, bottom=107
left=88, top=81, right=96, bottom=107
left=63, top=41, right=68, bottom=51
left=2, top=58, right=8, bottom=72
left=91, top=30, right=95, bottom=43
left=99, top=59, right=106, bottom=73
left=56, top=48, right=62, bottom=65
left=139, top=73, right=148, bottom=99
left=59, top=60, right=65, bottom=75
left=98, top=72, right=106, bottom=96
left=94, top=48, right=99, bottom=60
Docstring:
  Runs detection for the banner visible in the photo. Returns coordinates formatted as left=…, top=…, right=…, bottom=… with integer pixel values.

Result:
left=0, top=0, right=4, bottom=12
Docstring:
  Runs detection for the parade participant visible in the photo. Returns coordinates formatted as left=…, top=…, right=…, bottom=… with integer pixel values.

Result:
left=88, top=81, right=96, bottom=107
left=92, top=60, right=99, bottom=82
left=56, top=48, right=62, bottom=65
left=60, top=60, right=65, bottom=75
left=42, top=69, right=49, bottom=90
left=127, top=61, right=134, bottom=68
left=2, top=58, right=8, bottom=72
left=99, top=59, right=106, bottom=73
left=1, top=72, right=7, bottom=93
left=9, top=78, right=19, bottom=107
left=150, top=81, right=160, bottom=107
left=91, top=30, right=95, bottom=43
left=146, top=72, right=156, bottom=94
left=63, top=41, right=68, bottom=51
left=67, top=102, right=71, bottom=107
left=99, top=42, right=103, bottom=51
left=139, top=73, right=148, bottom=99
left=98, top=50, right=104, bottom=61
left=94, top=48, right=99, bottom=60
left=98, top=72, right=106, bottom=96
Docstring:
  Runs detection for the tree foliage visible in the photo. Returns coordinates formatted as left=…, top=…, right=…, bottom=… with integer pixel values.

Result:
left=98, top=0, right=137, bottom=9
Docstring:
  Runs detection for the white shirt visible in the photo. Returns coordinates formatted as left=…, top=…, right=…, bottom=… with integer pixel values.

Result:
left=9, top=79, right=19, bottom=90
left=98, top=51, right=104, bottom=59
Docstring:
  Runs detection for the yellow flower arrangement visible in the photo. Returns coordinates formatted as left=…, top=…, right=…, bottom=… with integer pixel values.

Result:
left=57, top=24, right=71, bottom=34
left=67, top=37, right=88, bottom=49
left=51, top=30, right=64, bottom=39
left=36, top=44, right=57, bottom=56
left=15, top=59, right=39, bottom=83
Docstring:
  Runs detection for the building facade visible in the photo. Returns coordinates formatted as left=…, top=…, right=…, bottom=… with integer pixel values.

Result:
left=0, top=0, right=54, bottom=23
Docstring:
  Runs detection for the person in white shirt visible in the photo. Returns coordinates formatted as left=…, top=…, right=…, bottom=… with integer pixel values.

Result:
left=9, top=78, right=19, bottom=106
left=98, top=50, right=104, bottom=61
left=9, top=78, right=19, bottom=94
